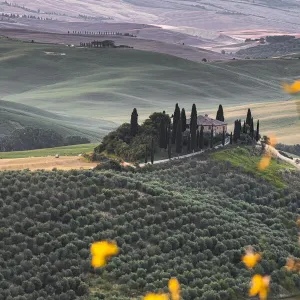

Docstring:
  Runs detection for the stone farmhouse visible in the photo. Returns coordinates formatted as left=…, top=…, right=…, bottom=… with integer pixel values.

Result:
left=186, top=114, right=227, bottom=136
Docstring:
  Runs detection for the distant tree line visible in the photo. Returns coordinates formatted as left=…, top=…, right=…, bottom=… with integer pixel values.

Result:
left=0, top=127, right=90, bottom=152
left=276, top=143, right=300, bottom=157
left=69, top=31, right=136, bottom=37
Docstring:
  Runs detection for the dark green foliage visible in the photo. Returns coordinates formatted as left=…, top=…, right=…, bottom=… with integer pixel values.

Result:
left=256, top=120, right=260, bottom=142
left=0, top=161, right=299, bottom=300
left=175, top=117, right=183, bottom=154
left=190, top=104, right=197, bottom=151
left=130, top=108, right=138, bottom=136
left=181, top=108, right=187, bottom=132
left=144, top=146, right=148, bottom=164
left=187, top=134, right=191, bottom=153
left=222, top=128, right=225, bottom=146
left=159, top=117, right=167, bottom=149
left=246, top=109, right=252, bottom=126
left=172, top=104, right=180, bottom=144
left=230, top=132, right=233, bottom=144
left=95, top=112, right=170, bottom=162
left=167, top=132, right=172, bottom=160
left=150, top=138, right=154, bottom=164
left=216, top=104, right=224, bottom=122
left=0, top=127, right=89, bottom=152
left=199, top=126, right=204, bottom=150
left=196, top=130, right=200, bottom=149
left=250, top=118, right=254, bottom=139
left=243, top=121, right=246, bottom=134
left=210, top=128, right=213, bottom=148
left=233, top=120, right=241, bottom=142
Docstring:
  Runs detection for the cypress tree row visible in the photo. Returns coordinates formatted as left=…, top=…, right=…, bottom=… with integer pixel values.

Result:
left=176, top=117, right=183, bottom=155
left=222, top=127, right=225, bottom=146
left=150, top=138, right=154, bottom=164
left=190, top=104, right=198, bottom=152
left=130, top=108, right=138, bottom=136
left=243, top=121, right=246, bottom=134
left=246, top=108, right=252, bottom=126
left=256, top=120, right=260, bottom=142
left=210, top=127, right=214, bottom=148
left=199, top=126, right=204, bottom=150
left=216, top=104, right=224, bottom=122
left=181, top=108, right=187, bottom=132
left=196, top=130, right=200, bottom=149
left=250, top=117, right=254, bottom=139
left=172, top=104, right=180, bottom=144
left=230, top=132, right=233, bottom=144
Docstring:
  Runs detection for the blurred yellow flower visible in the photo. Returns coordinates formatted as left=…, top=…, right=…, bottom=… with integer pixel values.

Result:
left=249, top=274, right=270, bottom=300
left=282, top=80, right=300, bottom=95
left=90, top=240, right=119, bottom=268
left=285, top=256, right=300, bottom=272
left=168, top=278, right=180, bottom=300
left=242, top=248, right=261, bottom=269
left=296, top=217, right=300, bottom=228
left=258, top=155, right=271, bottom=171
left=143, top=293, right=169, bottom=300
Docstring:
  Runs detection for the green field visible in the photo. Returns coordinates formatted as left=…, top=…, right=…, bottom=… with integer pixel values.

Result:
left=211, top=146, right=296, bottom=188
left=1, top=38, right=299, bottom=123
left=0, top=143, right=97, bottom=158
left=0, top=38, right=299, bottom=146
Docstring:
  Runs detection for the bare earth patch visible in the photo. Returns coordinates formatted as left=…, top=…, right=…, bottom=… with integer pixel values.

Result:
left=0, top=156, right=97, bottom=171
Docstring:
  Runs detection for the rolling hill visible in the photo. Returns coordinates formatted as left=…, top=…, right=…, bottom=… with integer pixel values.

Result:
left=0, top=99, right=115, bottom=142
left=0, top=38, right=299, bottom=143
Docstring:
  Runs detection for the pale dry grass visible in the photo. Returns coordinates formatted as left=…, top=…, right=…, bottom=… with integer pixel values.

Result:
left=0, top=156, right=97, bottom=171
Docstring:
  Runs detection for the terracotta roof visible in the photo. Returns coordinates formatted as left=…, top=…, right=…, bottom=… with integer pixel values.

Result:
left=186, top=115, right=227, bottom=126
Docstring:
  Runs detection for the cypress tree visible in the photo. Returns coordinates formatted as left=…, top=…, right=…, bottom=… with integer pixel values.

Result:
left=196, top=130, right=200, bottom=149
left=150, top=138, right=154, bottom=164
left=233, top=120, right=240, bottom=142
left=144, top=146, right=148, bottom=163
left=159, top=117, right=166, bottom=148
left=181, top=108, right=187, bottom=132
left=130, top=108, right=138, bottom=136
left=250, top=117, right=254, bottom=139
left=199, top=126, right=204, bottom=150
left=210, top=127, right=214, bottom=148
left=167, top=126, right=172, bottom=159
left=230, top=132, right=233, bottom=144
left=176, top=117, right=183, bottom=155
left=222, top=127, right=225, bottom=146
left=216, top=104, right=224, bottom=122
left=172, top=103, right=180, bottom=144
left=164, top=123, right=169, bottom=149
left=243, top=121, right=246, bottom=134
left=190, top=104, right=197, bottom=152
left=256, top=120, right=260, bottom=142
left=187, top=134, right=191, bottom=153
left=246, top=108, right=252, bottom=126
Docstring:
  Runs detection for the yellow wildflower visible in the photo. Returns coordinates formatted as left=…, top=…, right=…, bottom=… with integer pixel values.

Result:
left=296, top=217, right=300, bottom=228
left=249, top=274, right=270, bottom=300
left=282, top=80, right=300, bottom=95
left=90, top=240, right=119, bottom=268
left=242, top=247, right=261, bottom=269
left=168, top=278, right=180, bottom=300
left=143, top=294, right=169, bottom=300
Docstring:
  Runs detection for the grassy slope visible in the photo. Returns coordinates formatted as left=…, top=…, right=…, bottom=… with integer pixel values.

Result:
left=211, top=146, right=295, bottom=188
left=0, top=143, right=97, bottom=159
left=0, top=100, right=114, bottom=142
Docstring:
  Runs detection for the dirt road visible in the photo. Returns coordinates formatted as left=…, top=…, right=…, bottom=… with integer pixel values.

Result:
left=0, top=156, right=98, bottom=171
